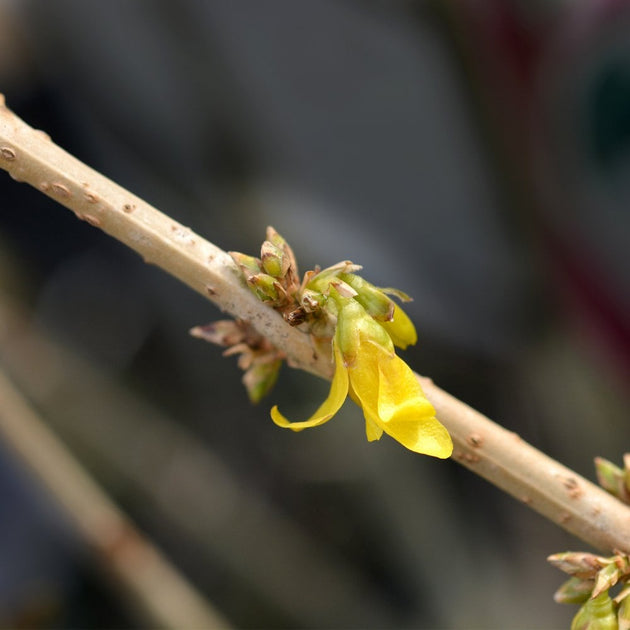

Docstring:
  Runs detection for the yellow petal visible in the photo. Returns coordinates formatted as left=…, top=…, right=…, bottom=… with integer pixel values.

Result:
left=349, top=340, right=452, bottom=458
left=379, top=304, right=417, bottom=349
left=377, top=357, right=452, bottom=458
left=270, top=343, right=348, bottom=431
left=376, top=354, right=434, bottom=422
left=348, top=382, right=383, bottom=442
left=381, top=413, right=453, bottom=458
left=364, top=415, right=384, bottom=442
left=346, top=339, right=382, bottom=413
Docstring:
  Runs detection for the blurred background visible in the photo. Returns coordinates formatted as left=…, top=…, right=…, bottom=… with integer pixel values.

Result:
left=0, top=0, right=628, bottom=628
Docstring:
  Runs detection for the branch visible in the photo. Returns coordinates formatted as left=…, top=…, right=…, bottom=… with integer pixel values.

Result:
left=0, top=94, right=329, bottom=380
left=1, top=94, right=629, bottom=555
left=0, top=366, right=230, bottom=629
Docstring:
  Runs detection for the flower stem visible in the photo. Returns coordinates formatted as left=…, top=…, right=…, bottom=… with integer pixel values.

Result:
left=1, top=95, right=629, bottom=554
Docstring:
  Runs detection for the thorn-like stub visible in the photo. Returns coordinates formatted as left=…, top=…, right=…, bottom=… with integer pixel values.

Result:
left=83, top=214, right=101, bottom=227
left=562, top=476, right=584, bottom=500
left=467, top=433, right=483, bottom=448
left=50, top=182, right=71, bottom=198
left=0, top=146, right=16, bottom=160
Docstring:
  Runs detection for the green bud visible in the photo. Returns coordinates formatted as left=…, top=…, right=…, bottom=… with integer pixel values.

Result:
left=571, top=592, right=618, bottom=630
left=332, top=288, right=393, bottom=367
left=266, top=225, right=288, bottom=250
left=339, top=273, right=395, bottom=321
left=306, top=261, right=361, bottom=294
left=549, top=552, right=607, bottom=578
left=300, top=289, right=325, bottom=313
left=230, top=251, right=262, bottom=279
left=260, top=240, right=289, bottom=278
left=247, top=273, right=284, bottom=302
left=334, top=294, right=364, bottom=367
left=266, top=226, right=299, bottom=278
left=618, top=595, right=630, bottom=630
left=554, top=577, right=595, bottom=605
left=243, top=359, right=282, bottom=404
left=595, top=457, right=626, bottom=500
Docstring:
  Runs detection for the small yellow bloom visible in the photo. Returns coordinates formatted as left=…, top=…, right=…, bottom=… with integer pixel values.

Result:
left=271, top=293, right=453, bottom=458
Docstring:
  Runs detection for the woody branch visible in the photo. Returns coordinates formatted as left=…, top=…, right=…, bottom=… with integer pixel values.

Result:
left=1, top=94, right=628, bottom=554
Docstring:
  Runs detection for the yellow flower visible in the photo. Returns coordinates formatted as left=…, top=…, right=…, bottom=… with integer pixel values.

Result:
left=271, top=294, right=453, bottom=458
left=380, top=303, right=417, bottom=350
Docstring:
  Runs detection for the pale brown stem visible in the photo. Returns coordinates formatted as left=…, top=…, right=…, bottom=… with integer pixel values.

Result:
left=0, top=94, right=329, bottom=379
left=424, top=380, right=630, bottom=553
left=1, top=94, right=629, bottom=554
left=0, top=367, right=231, bottom=629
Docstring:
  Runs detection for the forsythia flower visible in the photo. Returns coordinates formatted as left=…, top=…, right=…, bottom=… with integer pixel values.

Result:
left=196, top=227, right=453, bottom=457
left=271, top=288, right=453, bottom=458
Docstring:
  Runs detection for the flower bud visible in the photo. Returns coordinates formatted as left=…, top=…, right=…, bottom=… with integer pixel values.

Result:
left=338, top=273, right=395, bottom=321
left=548, top=552, right=607, bottom=578
left=230, top=251, right=262, bottom=279
left=261, top=240, right=289, bottom=278
left=554, top=577, right=595, bottom=605
left=595, top=457, right=627, bottom=501
left=247, top=273, right=285, bottom=302
left=266, top=226, right=299, bottom=276
left=336, top=273, right=417, bottom=349
left=333, top=290, right=392, bottom=368
left=300, top=289, right=325, bottom=313
left=571, top=592, right=618, bottom=630
left=266, top=225, right=288, bottom=250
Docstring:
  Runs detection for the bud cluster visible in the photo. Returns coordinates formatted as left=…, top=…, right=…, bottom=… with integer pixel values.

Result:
left=229, top=227, right=302, bottom=314
left=195, top=227, right=415, bottom=403
left=548, top=551, right=630, bottom=629
left=192, top=227, right=452, bottom=456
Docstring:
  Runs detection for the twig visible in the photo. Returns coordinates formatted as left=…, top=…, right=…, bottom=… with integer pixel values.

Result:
left=0, top=366, right=231, bottom=629
left=425, top=381, right=630, bottom=552
left=1, top=94, right=629, bottom=554
left=0, top=94, right=328, bottom=379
